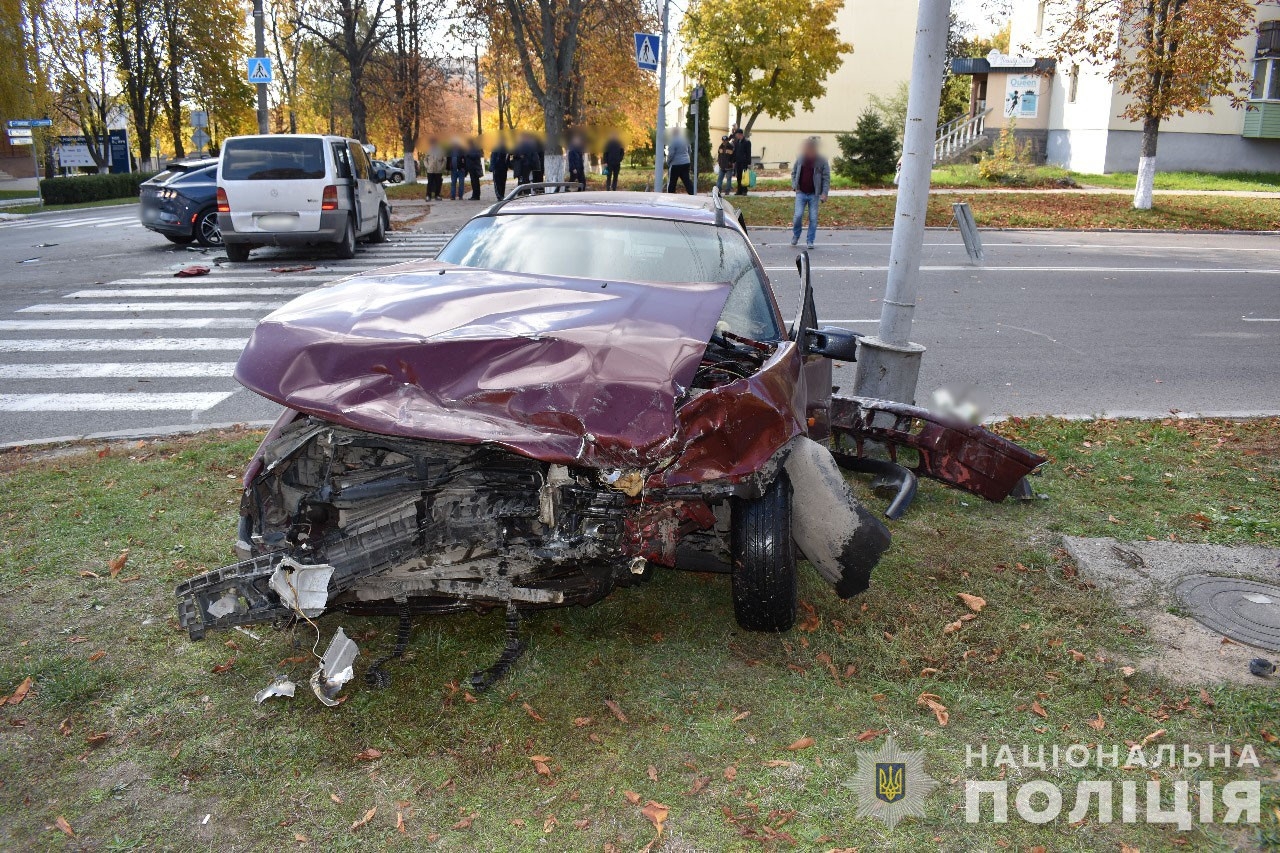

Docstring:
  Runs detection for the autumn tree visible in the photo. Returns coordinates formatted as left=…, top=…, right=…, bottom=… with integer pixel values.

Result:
left=106, top=0, right=162, bottom=162
left=679, top=0, right=850, bottom=135
left=40, top=0, right=116, bottom=169
left=1045, top=0, right=1254, bottom=209
left=295, top=0, right=390, bottom=140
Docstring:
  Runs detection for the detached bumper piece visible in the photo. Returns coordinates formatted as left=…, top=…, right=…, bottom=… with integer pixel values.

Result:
left=829, top=395, right=1046, bottom=505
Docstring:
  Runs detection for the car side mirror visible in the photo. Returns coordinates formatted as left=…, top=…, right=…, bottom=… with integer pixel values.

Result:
left=375, top=168, right=388, bottom=183
left=805, top=326, right=862, bottom=362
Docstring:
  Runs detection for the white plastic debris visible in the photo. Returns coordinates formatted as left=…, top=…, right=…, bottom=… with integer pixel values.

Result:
left=310, top=627, right=359, bottom=707
left=268, top=558, right=334, bottom=618
left=253, top=676, right=297, bottom=704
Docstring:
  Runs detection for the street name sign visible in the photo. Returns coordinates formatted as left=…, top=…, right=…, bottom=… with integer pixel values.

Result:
left=7, top=118, right=53, bottom=129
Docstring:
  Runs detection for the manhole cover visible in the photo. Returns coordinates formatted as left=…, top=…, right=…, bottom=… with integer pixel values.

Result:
left=1174, top=575, right=1280, bottom=651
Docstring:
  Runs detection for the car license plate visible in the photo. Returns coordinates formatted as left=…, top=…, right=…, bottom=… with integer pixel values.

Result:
left=255, top=213, right=299, bottom=231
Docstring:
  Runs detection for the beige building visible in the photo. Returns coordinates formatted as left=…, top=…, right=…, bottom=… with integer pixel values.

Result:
left=702, top=0, right=920, bottom=167
left=951, top=0, right=1280, bottom=172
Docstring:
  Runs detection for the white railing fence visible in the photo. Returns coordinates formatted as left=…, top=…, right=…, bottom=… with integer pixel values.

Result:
left=934, top=109, right=990, bottom=163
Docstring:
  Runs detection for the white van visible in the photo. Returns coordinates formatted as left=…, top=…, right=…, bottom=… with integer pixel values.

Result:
left=217, top=134, right=391, bottom=262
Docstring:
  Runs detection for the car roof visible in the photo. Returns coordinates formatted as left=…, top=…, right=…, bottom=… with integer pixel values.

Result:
left=166, top=157, right=218, bottom=172
left=491, top=191, right=737, bottom=227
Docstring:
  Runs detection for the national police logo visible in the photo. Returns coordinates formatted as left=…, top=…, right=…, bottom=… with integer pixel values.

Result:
left=851, top=736, right=938, bottom=830
left=876, top=761, right=906, bottom=803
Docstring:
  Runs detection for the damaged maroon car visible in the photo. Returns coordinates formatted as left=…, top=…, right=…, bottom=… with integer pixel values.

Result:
left=176, top=186, right=1043, bottom=693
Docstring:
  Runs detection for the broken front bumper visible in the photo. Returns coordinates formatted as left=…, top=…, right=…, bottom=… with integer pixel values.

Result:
left=829, top=395, right=1046, bottom=503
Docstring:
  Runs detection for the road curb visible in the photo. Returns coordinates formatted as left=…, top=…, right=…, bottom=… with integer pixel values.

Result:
left=0, top=420, right=277, bottom=453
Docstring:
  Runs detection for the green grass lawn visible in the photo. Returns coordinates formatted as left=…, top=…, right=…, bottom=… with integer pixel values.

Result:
left=736, top=193, right=1280, bottom=231
left=1074, top=171, right=1280, bottom=193
left=0, top=418, right=1276, bottom=849
left=1, top=197, right=138, bottom=216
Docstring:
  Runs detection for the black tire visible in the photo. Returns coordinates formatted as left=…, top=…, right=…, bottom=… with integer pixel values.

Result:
left=368, top=206, right=389, bottom=243
left=224, top=242, right=251, bottom=262
left=390, top=173, right=404, bottom=183
left=164, top=234, right=194, bottom=244
left=194, top=208, right=222, bottom=247
left=730, top=473, right=797, bottom=632
left=335, top=217, right=357, bottom=259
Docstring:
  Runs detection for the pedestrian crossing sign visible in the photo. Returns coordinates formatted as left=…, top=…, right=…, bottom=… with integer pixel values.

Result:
left=246, top=57, right=273, bottom=84
left=634, top=33, right=660, bottom=71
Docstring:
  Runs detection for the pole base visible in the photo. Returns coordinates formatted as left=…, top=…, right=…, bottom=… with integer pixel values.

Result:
left=852, top=336, right=926, bottom=406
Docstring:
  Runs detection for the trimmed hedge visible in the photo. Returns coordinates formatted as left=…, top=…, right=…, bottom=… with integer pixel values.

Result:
left=39, top=172, right=157, bottom=205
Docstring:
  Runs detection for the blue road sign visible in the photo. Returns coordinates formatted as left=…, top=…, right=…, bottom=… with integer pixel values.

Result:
left=7, top=118, right=53, bottom=128
left=634, top=33, right=660, bottom=71
left=247, top=56, right=274, bottom=84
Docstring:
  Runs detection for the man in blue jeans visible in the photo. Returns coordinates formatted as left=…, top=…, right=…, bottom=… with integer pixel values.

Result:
left=790, top=137, right=830, bottom=249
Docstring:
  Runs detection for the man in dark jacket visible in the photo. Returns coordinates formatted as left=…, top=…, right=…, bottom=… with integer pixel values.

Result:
left=490, top=137, right=510, bottom=200
left=716, top=135, right=735, bottom=194
left=513, top=132, right=537, bottom=186
left=566, top=133, right=587, bottom=187
left=602, top=132, right=624, bottom=191
left=447, top=138, right=466, bottom=200
left=732, top=127, right=751, bottom=196
left=465, top=138, right=485, bottom=200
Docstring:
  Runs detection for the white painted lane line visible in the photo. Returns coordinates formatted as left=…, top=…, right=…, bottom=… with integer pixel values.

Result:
left=65, top=288, right=309, bottom=299
left=820, top=319, right=879, bottom=323
left=92, top=218, right=140, bottom=227
left=0, top=338, right=248, bottom=352
left=0, top=318, right=258, bottom=331
left=0, top=362, right=237, bottom=379
left=0, top=392, right=235, bottom=412
left=1241, top=317, right=1280, bottom=322
left=763, top=265, right=1280, bottom=274
left=19, top=301, right=283, bottom=313
left=119, top=276, right=326, bottom=284
left=51, top=217, right=115, bottom=228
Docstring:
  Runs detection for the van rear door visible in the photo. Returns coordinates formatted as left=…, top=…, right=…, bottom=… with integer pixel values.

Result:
left=219, top=136, right=328, bottom=234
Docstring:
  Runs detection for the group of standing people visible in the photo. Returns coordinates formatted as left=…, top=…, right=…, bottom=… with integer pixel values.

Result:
left=713, top=128, right=753, bottom=196
left=421, top=132, right=631, bottom=202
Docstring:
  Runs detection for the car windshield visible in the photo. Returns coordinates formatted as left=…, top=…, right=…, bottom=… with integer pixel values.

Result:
left=221, top=137, right=325, bottom=180
left=437, top=213, right=782, bottom=341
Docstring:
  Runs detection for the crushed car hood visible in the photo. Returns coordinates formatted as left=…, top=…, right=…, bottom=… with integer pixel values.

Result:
left=235, top=262, right=733, bottom=468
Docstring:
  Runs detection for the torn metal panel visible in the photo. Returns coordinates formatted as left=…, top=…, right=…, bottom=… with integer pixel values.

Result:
left=654, top=341, right=808, bottom=490
left=829, top=395, right=1046, bottom=502
left=310, top=628, right=359, bottom=707
left=784, top=437, right=891, bottom=598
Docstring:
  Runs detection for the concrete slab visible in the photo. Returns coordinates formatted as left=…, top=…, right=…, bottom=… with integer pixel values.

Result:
left=1063, top=536, right=1280, bottom=685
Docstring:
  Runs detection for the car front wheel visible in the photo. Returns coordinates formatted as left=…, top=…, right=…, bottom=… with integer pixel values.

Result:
left=194, top=208, right=222, bottom=247
left=730, top=473, right=797, bottom=632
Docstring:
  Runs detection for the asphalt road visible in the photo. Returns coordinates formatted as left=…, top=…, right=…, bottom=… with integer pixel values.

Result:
left=0, top=203, right=1276, bottom=446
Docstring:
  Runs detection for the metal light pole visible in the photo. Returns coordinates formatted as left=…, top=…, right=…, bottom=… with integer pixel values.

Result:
left=690, top=84, right=704, bottom=194
left=851, top=0, right=950, bottom=405
left=651, top=0, right=670, bottom=193
left=252, top=0, right=269, bottom=133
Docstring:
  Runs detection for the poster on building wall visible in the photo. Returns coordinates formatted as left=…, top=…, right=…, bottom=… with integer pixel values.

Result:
left=1004, top=74, right=1040, bottom=119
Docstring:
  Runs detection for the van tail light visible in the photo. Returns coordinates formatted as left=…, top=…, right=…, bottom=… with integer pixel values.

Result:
left=321, top=186, right=339, bottom=211
left=216, top=187, right=230, bottom=214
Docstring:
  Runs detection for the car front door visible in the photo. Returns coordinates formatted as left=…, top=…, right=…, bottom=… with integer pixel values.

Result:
left=347, top=143, right=377, bottom=235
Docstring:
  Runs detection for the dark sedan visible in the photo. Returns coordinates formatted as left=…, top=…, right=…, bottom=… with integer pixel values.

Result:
left=139, top=158, right=222, bottom=247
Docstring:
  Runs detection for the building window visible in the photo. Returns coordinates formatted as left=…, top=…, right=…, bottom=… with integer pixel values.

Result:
left=1258, top=20, right=1280, bottom=56
left=1253, top=58, right=1280, bottom=101
left=1068, top=64, right=1080, bottom=103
